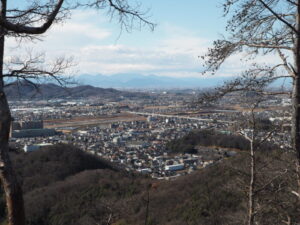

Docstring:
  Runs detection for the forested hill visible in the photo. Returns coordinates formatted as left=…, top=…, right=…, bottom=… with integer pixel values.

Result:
left=166, top=129, right=277, bottom=154
left=0, top=144, right=298, bottom=225
left=4, top=82, right=146, bottom=100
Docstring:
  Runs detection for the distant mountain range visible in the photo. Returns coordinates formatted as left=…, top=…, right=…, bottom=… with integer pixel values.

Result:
left=4, top=74, right=230, bottom=100
left=5, top=82, right=145, bottom=100
left=76, top=74, right=229, bottom=89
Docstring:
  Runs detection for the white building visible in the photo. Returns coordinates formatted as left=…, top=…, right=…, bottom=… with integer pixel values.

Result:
left=23, top=143, right=53, bottom=153
left=165, top=164, right=185, bottom=171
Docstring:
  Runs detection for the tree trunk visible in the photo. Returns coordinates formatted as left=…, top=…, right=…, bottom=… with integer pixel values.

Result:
left=292, top=0, right=300, bottom=199
left=0, top=0, right=25, bottom=224
left=247, top=138, right=255, bottom=225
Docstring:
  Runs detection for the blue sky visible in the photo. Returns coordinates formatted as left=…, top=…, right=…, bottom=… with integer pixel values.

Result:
left=5, top=1, right=266, bottom=79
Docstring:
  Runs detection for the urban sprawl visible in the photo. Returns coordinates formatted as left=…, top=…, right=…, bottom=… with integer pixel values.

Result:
left=9, top=90, right=292, bottom=179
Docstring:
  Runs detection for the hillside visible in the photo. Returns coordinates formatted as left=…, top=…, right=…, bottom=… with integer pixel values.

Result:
left=0, top=144, right=298, bottom=225
left=4, top=82, right=146, bottom=100
left=166, top=129, right=277, bottom=154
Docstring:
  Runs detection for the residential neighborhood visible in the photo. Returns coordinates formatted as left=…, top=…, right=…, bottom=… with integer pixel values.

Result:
left=8, top=90, right=291, bottom=179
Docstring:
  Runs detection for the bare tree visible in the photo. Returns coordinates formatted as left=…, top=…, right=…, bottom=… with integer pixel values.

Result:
left=238, top=111, right=257, bottom=225
left=201, top=0, right=300, bottom=200
left=0, top=1, right=154, bottom=225
left=237, top=97, right=271, bottom=225
left=227, top=94, right=290, bottom=225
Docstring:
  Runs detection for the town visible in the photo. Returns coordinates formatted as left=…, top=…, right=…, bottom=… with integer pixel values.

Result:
left=8, top=89, right=291, bottom=179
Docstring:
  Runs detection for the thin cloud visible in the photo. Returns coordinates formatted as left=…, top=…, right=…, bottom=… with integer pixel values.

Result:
left=3, top=10, right=280, bottom=79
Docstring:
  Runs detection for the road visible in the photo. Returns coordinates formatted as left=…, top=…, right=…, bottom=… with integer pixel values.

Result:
left=127, top=111, right=233, bottom=124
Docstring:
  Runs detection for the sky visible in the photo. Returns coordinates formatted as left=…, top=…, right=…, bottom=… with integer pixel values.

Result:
left=4, top=0, right=266, bottom=79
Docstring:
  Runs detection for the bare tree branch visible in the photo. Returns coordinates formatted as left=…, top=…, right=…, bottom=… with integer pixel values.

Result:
left=257, top=0, right=297, bottom=33
left=0, top=0, right=64, bottom=34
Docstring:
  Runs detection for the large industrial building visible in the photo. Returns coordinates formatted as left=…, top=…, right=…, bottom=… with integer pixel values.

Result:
left=12, top=120, right=44, bottom=130
left=11, top=128, right=57, bottom=138
left=10, top=120, right=57, bottom=138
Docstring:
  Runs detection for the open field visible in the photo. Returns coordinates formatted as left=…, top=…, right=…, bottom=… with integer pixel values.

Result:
left=44, top=113, right=146, bottom=129
left=230, top=105, right=289, bottom=112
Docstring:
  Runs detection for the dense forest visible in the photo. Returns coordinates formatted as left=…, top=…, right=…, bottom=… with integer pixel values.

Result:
left=0, top=144, right=298, bottom=225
